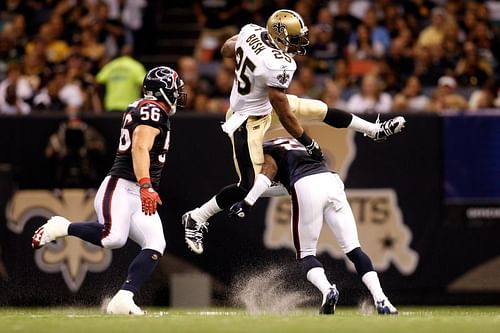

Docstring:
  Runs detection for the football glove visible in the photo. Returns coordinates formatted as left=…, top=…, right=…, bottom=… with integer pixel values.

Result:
left=139, top=178, right=162, bottom=216
left=297, top=132, right=324, bottom=161
left=368, top=115, right=406, bottom=142
left=229, top=200, right=252, bottom=219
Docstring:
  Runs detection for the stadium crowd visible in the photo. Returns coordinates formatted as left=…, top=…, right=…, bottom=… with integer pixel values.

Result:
left=1, top=0, right=500, bottom=116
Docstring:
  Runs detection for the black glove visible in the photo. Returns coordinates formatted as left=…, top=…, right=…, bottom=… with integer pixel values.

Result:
left=229, top=200, right=252, bottom=219
left=297, top=132, right=323, bottom=161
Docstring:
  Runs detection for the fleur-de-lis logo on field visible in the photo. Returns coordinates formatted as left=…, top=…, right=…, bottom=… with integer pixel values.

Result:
left=277, top=69, right=290, bottom=85
left=7, top=189, right=112, bottom=292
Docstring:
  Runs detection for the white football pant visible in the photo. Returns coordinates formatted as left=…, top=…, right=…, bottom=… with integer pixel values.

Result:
left=291, top=173, right=360, bottom=259
left=94, top=176, right=166, bottom=253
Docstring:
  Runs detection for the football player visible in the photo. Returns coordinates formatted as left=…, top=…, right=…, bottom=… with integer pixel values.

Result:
left=229, top=137, right=399, bottom=315
left=183, top=9, right=406, bottom=254
left=32, top=67, right=186, bottom=315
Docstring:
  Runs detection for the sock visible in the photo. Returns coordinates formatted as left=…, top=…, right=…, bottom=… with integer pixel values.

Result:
left=307, top=267, right=333, bottom=296
left=121, top=249, right=161, bottom=295
left=215, top=184, right=248, bottom=209
left=362, top=271, right=387, bottom=303
left=323, top=108, right=353, bottom=128
left=348, top=114, right=378, bottom=137
left=346, top=247, right=374, bottom=276
left=191, top=196, right=222, bottom=223
left=244, top=174, right=272, bottom=205
left=68, top=222, right=104, bottom=247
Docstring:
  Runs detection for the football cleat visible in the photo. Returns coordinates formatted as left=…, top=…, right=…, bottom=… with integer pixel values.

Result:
left=376, top=298, right=398, bottom=315
left=182, top=211, right=209, bottom=254
left=319, top=286, right=339, bottom=315
left=32, top=216, right=70, bottom=249
left=106, top=290, right=145, bottom=315
left=368, top=115, right=406, bottom=142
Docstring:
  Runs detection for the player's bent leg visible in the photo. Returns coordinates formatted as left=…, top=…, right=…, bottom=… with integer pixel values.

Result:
left=32, top=216, right=70, bottom=249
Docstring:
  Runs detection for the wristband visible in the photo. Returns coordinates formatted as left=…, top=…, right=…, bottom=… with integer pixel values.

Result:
left=296, top=132, right=313, bottom=147
left=138, top=177, right=152, bottom=188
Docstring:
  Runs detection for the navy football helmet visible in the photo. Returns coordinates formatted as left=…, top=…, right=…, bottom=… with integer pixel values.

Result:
left=143, top=66, right=187, bottom=115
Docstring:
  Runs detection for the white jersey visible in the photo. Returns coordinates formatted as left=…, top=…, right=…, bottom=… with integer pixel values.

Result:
left=229, top=24, right=297, bottom=116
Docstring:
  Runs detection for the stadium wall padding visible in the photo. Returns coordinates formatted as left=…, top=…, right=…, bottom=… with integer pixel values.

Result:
left=0, top=112, right=499, bottom=306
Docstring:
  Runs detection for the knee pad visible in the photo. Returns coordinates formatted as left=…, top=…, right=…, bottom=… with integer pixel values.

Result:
left=101, top=235, right=127, bottom=250
left=146, top=237, right=166, bottom=255
left=346, top=247, right=374, bottom=277
left=298, top=255, right=324, bottom=276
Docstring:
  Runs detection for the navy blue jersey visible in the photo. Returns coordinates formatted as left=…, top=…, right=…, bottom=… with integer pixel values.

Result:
left=263, top=137, right=332, bottom=192
left=108, top=99, right=170, bottom=188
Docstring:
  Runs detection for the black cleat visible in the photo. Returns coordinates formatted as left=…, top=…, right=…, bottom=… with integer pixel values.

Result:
left=319, top=286, right=339, bottom=315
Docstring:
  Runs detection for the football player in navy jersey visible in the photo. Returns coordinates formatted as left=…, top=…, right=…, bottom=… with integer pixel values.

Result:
left=32, top=66, right=186, bottom=315
left=229, top=137, right=398, bottom=315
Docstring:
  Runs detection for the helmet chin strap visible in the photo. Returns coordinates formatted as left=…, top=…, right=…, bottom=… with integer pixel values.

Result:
left=160, top=88, right=177, bottom=116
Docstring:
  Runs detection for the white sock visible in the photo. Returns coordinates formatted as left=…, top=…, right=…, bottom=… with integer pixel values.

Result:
left=191, top=196, right=222, bottom=223
left=362, top=271, right=387, bottom=303
left=348, top=114, right=378, bottom=137
left=307, top=267, right=333, bottom=296
left=244, top=174, right=272, bottom=205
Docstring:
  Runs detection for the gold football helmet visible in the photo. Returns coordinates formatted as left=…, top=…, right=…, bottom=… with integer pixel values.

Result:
left=266, top=9, right=309, bottom=56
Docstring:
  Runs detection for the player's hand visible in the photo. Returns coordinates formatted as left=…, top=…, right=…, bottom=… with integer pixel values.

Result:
left=139, top=178, right=162, bottom=215
left=297, top=132, right=324, bottom=161
left=305, top=139, right=323, bottom=161
left=229, top=200, right=252, bottom=219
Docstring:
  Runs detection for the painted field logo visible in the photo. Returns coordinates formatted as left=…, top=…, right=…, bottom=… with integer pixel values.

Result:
left=263, top=124, right=419, bottom=275
left=7, top=189, right=112, bottom=291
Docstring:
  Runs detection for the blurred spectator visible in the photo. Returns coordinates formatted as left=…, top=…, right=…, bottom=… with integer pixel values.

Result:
left=321, top=79, right=347, bottom=110
left=417, top=7, right=447, bottom=48
left=386, top=37, right=414, bottom=84
left=96, top=45, right=146, bottom=112
left=205, top=66, right=233, bottom=113
left=177, top=56, right=212, bottom=110
left=455, top=41, right=492, bottom=87
left=348, top=23, right=384, bottom=60
left=360, top=6, right=391, bottom=53
left=33, top=65, right=84, bottom=116
left=309, top=8, right=338, bottom=74
left=392, top=76, right=430, bottom=113
left=294, top=65, right=323, bottom=99
left=346, top=74, right=392, bottom=113
left=0, top=81, right=31, bottom=115
left=429, top=75, right=468, bottom=112
left=0, top=63, right=33, bottom=106
left=104, top=0, right=147, bottom=45
left=193, top=0, right=240, bottom=62
left=45, top=116, right=106, bottom=188
left=468, top=79, right=495, bottom=110
left=331, top=0, right=361, bottom=55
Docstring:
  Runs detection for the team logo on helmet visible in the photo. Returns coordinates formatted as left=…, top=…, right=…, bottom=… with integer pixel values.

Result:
left=272, top=22, right=286, bottom=35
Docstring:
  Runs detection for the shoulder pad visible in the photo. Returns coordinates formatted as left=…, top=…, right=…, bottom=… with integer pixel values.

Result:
left=262, top=52, right=297, bottom=71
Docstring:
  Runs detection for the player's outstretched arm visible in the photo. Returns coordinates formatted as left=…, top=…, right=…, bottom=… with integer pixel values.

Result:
left=132, top=125, right=162, bottom=215
left=221, top=34, right=239, bottom=58
left=229, top=154, right=278, bottom=219
left=269, top=87, right=323, bottom=161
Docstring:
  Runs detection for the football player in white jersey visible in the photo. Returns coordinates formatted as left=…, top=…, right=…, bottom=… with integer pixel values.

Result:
left=183, top=10, right=406, bottom=254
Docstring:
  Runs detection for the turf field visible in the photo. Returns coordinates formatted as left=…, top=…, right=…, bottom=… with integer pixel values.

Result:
left=0, top=307, right=499, bottom=333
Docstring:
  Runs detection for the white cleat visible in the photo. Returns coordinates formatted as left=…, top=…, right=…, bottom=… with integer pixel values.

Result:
left=376, top=298, right=398, bottom=315
left=367, top=115, right=406, bottom=142
left=182, top=211, right=208, bottom=254
left=106, top=290, right=145, bottom=315
left=32, top=216, right=70, bottom=249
